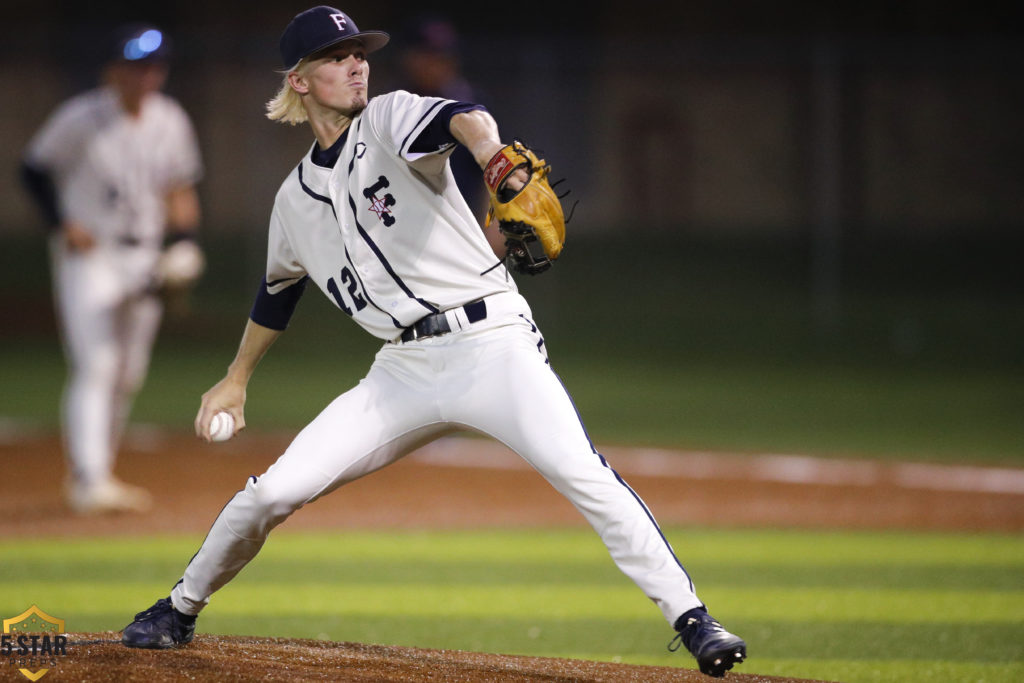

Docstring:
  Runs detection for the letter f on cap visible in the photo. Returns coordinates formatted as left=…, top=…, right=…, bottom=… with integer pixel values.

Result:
left=330, top=13, right=347, bottom=30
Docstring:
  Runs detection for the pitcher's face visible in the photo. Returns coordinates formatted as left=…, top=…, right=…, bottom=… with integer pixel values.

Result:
left=301, top=41, right=370, bottom=116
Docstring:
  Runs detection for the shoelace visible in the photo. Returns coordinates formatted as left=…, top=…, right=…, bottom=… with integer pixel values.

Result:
left=133, top=599, right=172, bottom=622
left=667, top=614, right=725, bottom=652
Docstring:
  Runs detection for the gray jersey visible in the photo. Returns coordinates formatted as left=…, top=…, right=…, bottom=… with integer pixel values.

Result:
left=265, top=90, right=514, bottom=341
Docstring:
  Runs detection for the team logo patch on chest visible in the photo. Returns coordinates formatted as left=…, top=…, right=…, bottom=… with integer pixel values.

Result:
left=363, top=175, right=396, bottom=226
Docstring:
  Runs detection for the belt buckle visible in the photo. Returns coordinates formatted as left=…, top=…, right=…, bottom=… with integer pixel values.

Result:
left=401, top=300, right=487, bottom=344
left=401, top=311, right=445, bottom=343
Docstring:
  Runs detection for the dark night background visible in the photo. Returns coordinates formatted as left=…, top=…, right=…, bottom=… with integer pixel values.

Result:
left=1, top=2, right=1021, bottom=453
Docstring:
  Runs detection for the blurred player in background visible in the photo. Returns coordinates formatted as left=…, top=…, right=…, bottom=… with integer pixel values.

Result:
left=19, top=23, right=204, bottom=515
left=394, top=14, right=487, bottom=222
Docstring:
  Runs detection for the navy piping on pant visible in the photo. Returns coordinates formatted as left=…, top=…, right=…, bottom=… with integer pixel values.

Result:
left=549, top=366, right=696, bottom=593
left=176, top=475, right=260, bottom=594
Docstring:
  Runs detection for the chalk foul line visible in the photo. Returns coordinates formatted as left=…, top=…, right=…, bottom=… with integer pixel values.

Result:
left=409, top=437, right=1024, bottom=495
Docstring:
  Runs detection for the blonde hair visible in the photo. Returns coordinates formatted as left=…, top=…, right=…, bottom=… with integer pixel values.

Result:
left=265, top=62, right=308, bottom=125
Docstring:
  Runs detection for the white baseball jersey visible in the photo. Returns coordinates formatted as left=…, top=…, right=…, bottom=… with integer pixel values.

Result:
left=25, top=86, right=202, bottom=251
left=263, top=90, right=515, bottom=341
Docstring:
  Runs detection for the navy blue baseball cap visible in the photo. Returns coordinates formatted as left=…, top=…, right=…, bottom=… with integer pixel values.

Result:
left=279, top=6, right=389, bottom=68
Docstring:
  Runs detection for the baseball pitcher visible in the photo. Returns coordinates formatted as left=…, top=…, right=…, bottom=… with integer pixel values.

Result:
left=120, top=7, right=745, bottom=677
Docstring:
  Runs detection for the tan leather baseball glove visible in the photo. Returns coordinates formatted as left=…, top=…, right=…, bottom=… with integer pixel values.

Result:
left=483, top=141, right=565, bottom=275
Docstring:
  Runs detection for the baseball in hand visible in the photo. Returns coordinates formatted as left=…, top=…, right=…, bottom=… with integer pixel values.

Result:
left=208, top=411, right=235, bottom=442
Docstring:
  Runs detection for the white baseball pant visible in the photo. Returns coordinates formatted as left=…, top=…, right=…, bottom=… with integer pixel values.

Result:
left=52, top=242, right=162, bottom=487
left=171, top=292, right=702, bottom=625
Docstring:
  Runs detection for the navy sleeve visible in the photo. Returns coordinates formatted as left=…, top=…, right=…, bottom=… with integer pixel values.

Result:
left=19, top=161, right=61, bottom=229
left=407, top=101, right=487, bottom=154
left=249, top=276, right=308, bottom=331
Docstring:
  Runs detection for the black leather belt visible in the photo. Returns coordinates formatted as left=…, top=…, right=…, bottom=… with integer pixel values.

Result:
left=400, top=299, right=487, bottom=343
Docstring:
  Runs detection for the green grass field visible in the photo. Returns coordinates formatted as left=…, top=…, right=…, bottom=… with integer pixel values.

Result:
left=2, top=529, right=1022, bottom=682
left=4, top=335, right=1021, bottom=464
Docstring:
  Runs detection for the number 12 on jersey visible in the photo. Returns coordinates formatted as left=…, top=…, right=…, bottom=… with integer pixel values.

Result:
left=327, top=266, right=367, bottom=316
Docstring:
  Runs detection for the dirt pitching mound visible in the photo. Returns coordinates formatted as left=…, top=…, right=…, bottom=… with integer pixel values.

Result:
left=49, top=632, right=824, bottom=682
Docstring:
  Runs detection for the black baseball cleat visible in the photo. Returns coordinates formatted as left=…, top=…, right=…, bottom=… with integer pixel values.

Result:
left=668, top=607, right=747, bottom=677
left=122, top=597, right=197, bottom=649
